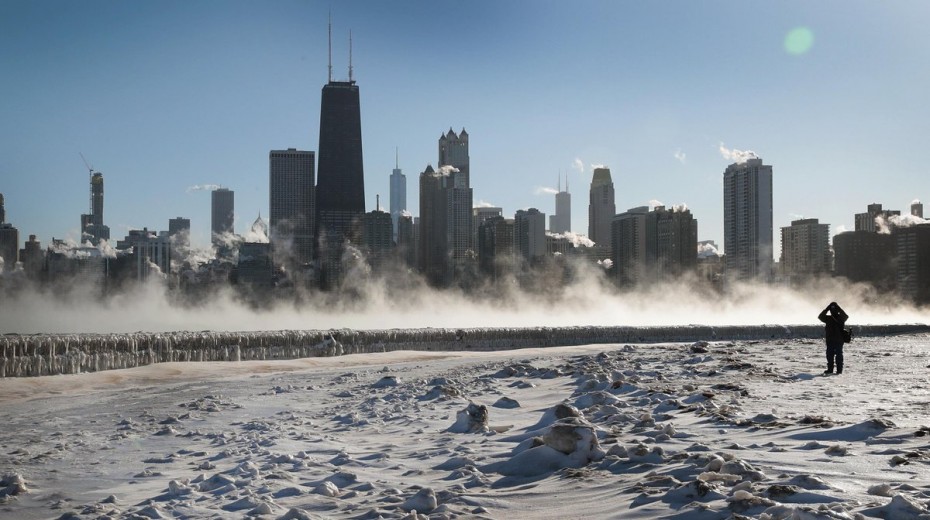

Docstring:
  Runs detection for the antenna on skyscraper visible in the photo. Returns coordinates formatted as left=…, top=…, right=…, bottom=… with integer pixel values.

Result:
left=395, top=147, right=399, bottom=169
left=558, top=170, right=561, bottom=192
left=327, top=12, right=333, bottom=83
left=348, top=30, right=354, bottom=82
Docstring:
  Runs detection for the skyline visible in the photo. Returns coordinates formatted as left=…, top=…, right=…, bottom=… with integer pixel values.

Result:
left=2, top=1, right=929, bottom=257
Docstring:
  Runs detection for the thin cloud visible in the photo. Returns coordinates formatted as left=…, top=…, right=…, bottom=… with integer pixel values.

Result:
left=674, top=149, right=686, bottom=164
left=535, top=186, right=559, bottom=195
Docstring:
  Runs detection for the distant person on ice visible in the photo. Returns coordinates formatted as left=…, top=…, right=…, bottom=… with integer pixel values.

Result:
left=818, top=301, right=849, bottom=375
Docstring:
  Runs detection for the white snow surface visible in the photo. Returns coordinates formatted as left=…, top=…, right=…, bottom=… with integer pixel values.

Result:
left=2, top=334, right=930, bottom=519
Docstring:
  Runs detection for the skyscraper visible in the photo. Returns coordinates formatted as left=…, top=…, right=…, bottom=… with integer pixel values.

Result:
left=80, top=172, right=110, bottom=245
left=723, top=157, right=773, bottom=281
left=611, top=205, right=697, bottom=287
left=418, top=165, right=473, bottom=286
left=211, top=188, right=235, bottom=250
left=779, top=218, right=831, bottom=283
left=168, top=217, right=191, bottom=265
left=438, top=128, right=469, bottom=187
left=361, top=205, right=393, bottom=271
left=588, top=167, right=615, bottom=251
left=269, top=148, right=316, bottom=267
left=315, top=30, right=365, bottom=288
left=515, top=208, right=547, bottom=262
left=389, top=150, right=406, bottom=241
left=912, top=200, right=924, bottom=219
left=0, top=193, right=19, bottom=271
left=549, top=174, right=571, bottom=234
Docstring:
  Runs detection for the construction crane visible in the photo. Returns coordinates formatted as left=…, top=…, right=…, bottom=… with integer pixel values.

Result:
left=79, top=152, right=95, bottom=216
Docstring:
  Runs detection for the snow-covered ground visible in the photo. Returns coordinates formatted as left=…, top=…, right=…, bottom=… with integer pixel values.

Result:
left=2, top=333, right=930, bottom=519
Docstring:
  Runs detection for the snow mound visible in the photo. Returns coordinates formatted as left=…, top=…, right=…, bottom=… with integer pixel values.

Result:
left=400, top=487, right=437, bottom=513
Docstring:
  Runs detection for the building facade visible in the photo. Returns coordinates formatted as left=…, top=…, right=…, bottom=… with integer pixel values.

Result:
left=514, top=208, right=547, bottom=262
left=211, top=188, right=235, bottom=250
left=894, top=223, right=930, bottom=304
left=588, top=167, right=615, bottom=253
left=438, top=128, right=470, bottom=188
left=269, top=149, right=316, bottom=267
left=80, top=172, right=110, bottom=245
left=316, top=78, right=365, bottom=288
left=854, top=203, right=899, bottom=233
left=779, top=218, right=831, bottom=282
left=832, top=230, right=896, bottom=292
left=550, top=176, right=571, bottom=234
left=361, top=208, right=393, bottom=271
left=723, top=157, right=773, bottom=282
left=389, top=154, right=406, bottom=242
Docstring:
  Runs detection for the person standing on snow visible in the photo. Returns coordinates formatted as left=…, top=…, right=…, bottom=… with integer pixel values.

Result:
left=818, top=301, right=849, bottom=375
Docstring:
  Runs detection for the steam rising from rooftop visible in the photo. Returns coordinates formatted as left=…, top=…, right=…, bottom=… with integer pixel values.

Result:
left=186, top=184, right=224, bottom=193
left=718, top=143, right=759, bottom=164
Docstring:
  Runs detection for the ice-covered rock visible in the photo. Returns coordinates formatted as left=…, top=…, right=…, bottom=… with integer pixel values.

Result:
left=448, top=403, right=489, bottom=434
left=400, top=487, right=437, bottom=513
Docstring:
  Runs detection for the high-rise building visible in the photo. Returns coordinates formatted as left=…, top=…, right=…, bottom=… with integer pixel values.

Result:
left=20, top=234, right=44, bottom=279
left=389, top=150, right=405, bottom=242
left=116, top=228, right=172, bottom=281
left=0, top=194, right=18, bottom=271
left=419, top=165, right=446, bottom=285
left=0, top=224, right=18, bottom=272
left=588, top=167, right=615, bottom=252
left=238, top=241, right=273, bottom=291
left=723, top=157, right=773, bottom=282
left=80, top=172, right=110, bottom=245
left=418, top=165, right=473, bottom=286
left=611, top=206, right=651, bottom=286
left=912, top=201, right=924, bottom=219
left=894, top=223, right=930, bottom=304
left=473, top=206, right=502, bottom=248
left=514, top=208, right=547, bottom=262
left=550, top=175, right=571, bottom=234
left=168, top=217, right=191, bottom=265
left=612, top=205, right=698, bottom=287
left=269, top=149, right=316, bottom=267
left=211, top=188, right=235, bottom=249
left=779, top=218, right=831, bottom=283
left=855, top=203, right=899, bottom=232
left=396, top=214, right=416, bottom=268
left=833, top=231, right=896, bottom=291
left=316, top=49, right=365, bottom=288
left=361, top=205, right=393, bottom=271
left=477, top=216, right=515, bottom=280
left=438, top=128, right=470, bottom=187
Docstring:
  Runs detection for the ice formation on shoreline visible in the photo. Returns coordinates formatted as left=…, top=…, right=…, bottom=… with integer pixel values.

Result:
left=2, top=324, right=928, bottom=378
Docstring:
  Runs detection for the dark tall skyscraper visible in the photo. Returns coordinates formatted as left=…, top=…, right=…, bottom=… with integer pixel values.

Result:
left=211, top=188, right=235, bottom=249
left=438, top=128, right=470, bottom=187
left=0, top=193, right=5, bottom=224
left=270, top=149, right=316, bottom=267
left=80, top=172, right=110, bottom=245
left=588, top=167, right=615, bottom=251
left=315, top=27, right=365, bottom=288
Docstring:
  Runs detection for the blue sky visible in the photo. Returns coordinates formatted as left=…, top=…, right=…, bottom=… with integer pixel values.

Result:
left=2, top=1, right=929, bottom=255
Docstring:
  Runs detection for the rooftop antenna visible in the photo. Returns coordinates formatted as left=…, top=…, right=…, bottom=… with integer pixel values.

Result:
left=395, top=147, right=399, bottom=169
left=376, top=193, right=380, bottom=211
left=327, top=12, right=333, bottom=83
left=348, top=30, right=354, bottom=82
left=558, top=169, right=561, bottom=192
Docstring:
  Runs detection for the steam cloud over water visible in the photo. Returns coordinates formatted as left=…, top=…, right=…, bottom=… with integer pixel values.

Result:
left=0, top=263, right=924, bottom=334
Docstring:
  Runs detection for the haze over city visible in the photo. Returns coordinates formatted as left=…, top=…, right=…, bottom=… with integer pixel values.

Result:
left=3, top=1, right=929, bottom=253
